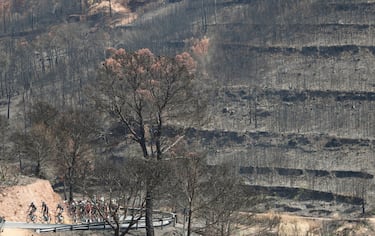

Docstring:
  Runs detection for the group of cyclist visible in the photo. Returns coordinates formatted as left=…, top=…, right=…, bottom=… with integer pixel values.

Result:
left=27, top=201, right=64, bottom=224
left=27, top=198, right=119, bottom=224
left=67, top=199, right=111, bottom=224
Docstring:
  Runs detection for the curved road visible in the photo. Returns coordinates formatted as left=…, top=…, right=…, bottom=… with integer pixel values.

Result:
left=2, top=214, right=175, bottom=233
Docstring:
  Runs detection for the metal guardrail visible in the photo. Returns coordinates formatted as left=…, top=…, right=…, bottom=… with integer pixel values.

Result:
left=36, top=213, right=175, bottom=233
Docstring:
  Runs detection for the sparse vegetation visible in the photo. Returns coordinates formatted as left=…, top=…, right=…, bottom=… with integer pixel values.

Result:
left=1, top=0, right=375, bottom=235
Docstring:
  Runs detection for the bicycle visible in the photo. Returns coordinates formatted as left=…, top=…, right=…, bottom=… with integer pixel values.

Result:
left=40, top=213, right=51, bottom=224
left=26, top=212, right=36, bottom=223
left=40, top=201, right=50, bottom=224
left=55, top=213, right=64, bottom=224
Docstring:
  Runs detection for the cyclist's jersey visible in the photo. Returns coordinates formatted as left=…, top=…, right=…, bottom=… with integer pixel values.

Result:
left=29, top=204, right=37, bottom=213
left=42, top=205, right=49, bottom=214
left=56, top=205, right=64, bottom=214
left=70, top=204, right=77, bottom=214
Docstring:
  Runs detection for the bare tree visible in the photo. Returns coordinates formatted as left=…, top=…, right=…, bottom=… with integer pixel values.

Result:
left=55, top=109, right=98, bottom=202
left=353, top=177, right=371, bottom=217
left=198, top=163, right=248, bottom=236
left=8, top=101, right=59, bottom=177
left=11, top=125, right=55, bottom=178
left=170, top=152, right=207, bottom=236
left=95, top=48, right=205, bottom=236
left=94, top=157, right=149, bottom=236
left=9, top=100, right=59, bottom=177
left=28, top=101, right=59, bottom=128
left=169, top=146, right=248, bottom=236
left=0, top=115, right=9, bottom=160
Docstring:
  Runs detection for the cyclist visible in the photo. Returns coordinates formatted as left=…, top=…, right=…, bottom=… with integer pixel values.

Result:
left=69, top=200, right=78, bottom=223
left=41, top=201, right=50, bottom=223
left=27, top=202, right=37, bottom=223
left=56, top=203, right=64, bottom=223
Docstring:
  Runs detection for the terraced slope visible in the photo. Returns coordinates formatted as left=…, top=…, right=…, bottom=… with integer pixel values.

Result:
left=70, top=0, right=375, bottom=215
left=192, top=0, right=375, bottom=215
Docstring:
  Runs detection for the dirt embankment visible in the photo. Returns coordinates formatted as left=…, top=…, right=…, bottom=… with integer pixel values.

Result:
left=0, top=177, right=70, bottom=236
left=0, top=176, right=66, bottom=222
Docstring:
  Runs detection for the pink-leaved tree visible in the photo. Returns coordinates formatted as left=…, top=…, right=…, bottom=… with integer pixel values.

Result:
left=96, top=48, right=205, bottom=236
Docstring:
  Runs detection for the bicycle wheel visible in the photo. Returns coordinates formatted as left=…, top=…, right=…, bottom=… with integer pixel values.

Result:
left=27, top=214, right=35, bottom=223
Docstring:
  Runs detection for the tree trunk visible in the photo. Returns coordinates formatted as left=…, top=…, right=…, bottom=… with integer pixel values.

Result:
left=115, top=226, right=120, bottom=236
left=18, top=154, right=23, bottom=174
left=362, top=199, right=365, bottom=215
left=80, top=0, right=86, bottom=15
left=109, top=0, right=112, bottom=17
left=140, top=139, right=148, bottom=159
left=68, top=164, right=75, bottom=202
left=155, top=138, right=161, bottom=159
left=7, top=92, right=10, bottom=119
left=187, top=208, right=193, bottom=236
left=36, top=159, right=41, bottom=177
left=68, top=151, right=77, bottom=202
left=63, top=178, right=67, bottom=200
left=156, top=115, right=162, bottom=159
left=138, top=129, right=153, bottom=235
left=69, top=179, right=74, bottom=202
left=3, top=5, right=6, bottom=33
left=145, top=187, right=154, bottom=236
left=362, top=188, right=366, bottom=216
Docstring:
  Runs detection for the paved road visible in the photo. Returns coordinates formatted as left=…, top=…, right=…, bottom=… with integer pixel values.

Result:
left=2, top=214, right=175, bottom=233
left=4, top=222, right=65, bottom=229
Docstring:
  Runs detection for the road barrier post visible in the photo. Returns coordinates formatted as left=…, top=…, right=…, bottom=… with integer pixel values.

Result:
left=0, top=217, right=5, bottom=233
